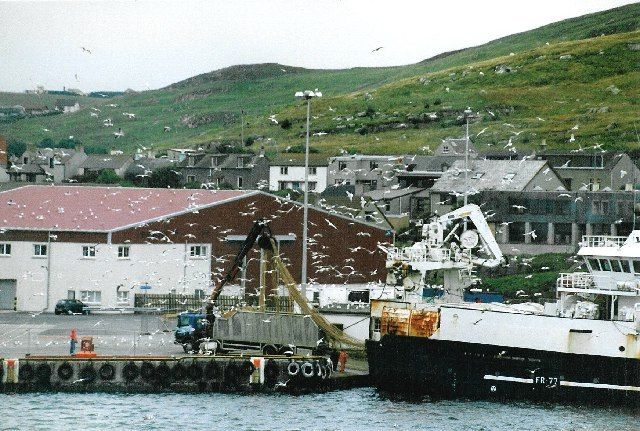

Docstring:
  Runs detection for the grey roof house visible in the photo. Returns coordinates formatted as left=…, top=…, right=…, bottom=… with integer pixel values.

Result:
left=78, top=154, right=133, bottom=177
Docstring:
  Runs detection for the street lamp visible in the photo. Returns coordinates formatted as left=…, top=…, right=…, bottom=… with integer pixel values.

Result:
left=462, top=107, right=476, bottom=207
left=294, top=90, right=322, bottom=299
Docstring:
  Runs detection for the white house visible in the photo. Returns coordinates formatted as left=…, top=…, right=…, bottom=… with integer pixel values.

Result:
left=269, top=154, right=328, bottom=193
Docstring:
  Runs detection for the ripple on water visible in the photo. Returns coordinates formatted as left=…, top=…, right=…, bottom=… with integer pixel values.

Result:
left=1, top=389, right=640, bottom=431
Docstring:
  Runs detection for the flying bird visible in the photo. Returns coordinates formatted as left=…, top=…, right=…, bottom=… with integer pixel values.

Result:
left=371, top=46, right=384, bottom=52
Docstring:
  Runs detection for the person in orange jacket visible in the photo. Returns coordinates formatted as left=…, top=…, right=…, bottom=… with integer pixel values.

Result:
left=69, top=328, right=78, bottom=355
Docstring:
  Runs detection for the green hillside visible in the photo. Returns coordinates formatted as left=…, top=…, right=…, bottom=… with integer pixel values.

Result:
left=1, top=3, right=638, bottom=156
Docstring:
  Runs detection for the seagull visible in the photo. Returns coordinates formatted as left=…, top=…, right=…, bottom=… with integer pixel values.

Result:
left=371, top=46, right=383, bottom=52
left=325, top=219, right=338, bottom=230
left=476, top=127, right=488, bottom=137
left=81, top=47, right=92, bottom=54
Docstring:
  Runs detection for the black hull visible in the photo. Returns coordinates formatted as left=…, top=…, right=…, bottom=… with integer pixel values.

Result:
left=366, top=335, right=640, bottom=405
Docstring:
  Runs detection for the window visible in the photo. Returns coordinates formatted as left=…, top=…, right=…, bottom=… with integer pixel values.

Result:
left=118, top=246, right=130, bottom=259
left=278, top=181, right=287, bottom=191
left=292, top=181, right=301, bottom=190
left=280, top=166, right=289, bottom=175
left=67, top=290, right=75, bottom=300
left=237, top=157, right=245, bottom=168
left=188, top=156, right=195, bottom=167
left=308, top=182, right=317, bottom=191
left=237, top=177, right=243, bottom=188
left=338, top=161, right=347, bottom=171
left=503, top=173, right=516, bottom=181
left=187, top=175, right=196, bottom=183
left=309, top=167, right=317, bottom=175
left=116, top=290, right=129, bottom=304
left=369, top=161, right=378, bottom=171
left=0, top=243, right=10, bottom=256
left=195, top=289, right=205, bottom=300
left=588, top=258, right=601, bottom=271
left=612, top=260, right=623, bottom=272
left=82, top=245, right=96, bottom=258
left=210, top=157, right=218, bottom=167
left=599, top=259, right=612, bottom=271
left=80, top=290, right=101, bottom=304
left=34, top=244, right=47, bottom=257
left=216, top=177, right=223, bottom=187
left=190, top=245, right=207, bottom=258
left=441, top=145, right=450, bottom=154
left=384, top=200, right=391, bottom=211
left=625, top=260, right=634, bottom=273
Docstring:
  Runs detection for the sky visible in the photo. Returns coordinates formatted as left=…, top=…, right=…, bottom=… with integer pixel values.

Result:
left=0, top=0, right=636, bottom=92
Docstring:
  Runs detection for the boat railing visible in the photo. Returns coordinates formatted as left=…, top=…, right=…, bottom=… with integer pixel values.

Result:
left=387, top=246, right=472, bottom=263
left=556, top=272, right=595, bottom=290
left=580, top=235, right=627, bottom=248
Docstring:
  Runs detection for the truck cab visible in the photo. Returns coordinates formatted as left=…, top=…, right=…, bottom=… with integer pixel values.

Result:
left=174, top=312, right=208, bottom=352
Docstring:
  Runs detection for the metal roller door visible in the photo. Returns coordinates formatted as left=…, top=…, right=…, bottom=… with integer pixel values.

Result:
left=0, top=280, right=16, bottom=310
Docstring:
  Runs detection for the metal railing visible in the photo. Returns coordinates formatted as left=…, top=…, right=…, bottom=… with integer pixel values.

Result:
left=134, top=293, right=293, bottom=313
left=581, top=235, right=627, bottom=248
left=386, top=246, right=472, bottom=263
left=556, top=272, right=595, bottom=290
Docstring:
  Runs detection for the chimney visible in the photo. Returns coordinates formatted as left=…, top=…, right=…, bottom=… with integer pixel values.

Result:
left=539, top=139, right=547, bottom=152
left=259, top=144, right=265, bottom=158
left=0, top=135, right=7, bottom=165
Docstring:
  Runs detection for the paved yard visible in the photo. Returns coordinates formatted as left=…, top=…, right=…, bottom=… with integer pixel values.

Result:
left=0, top=311, right=182, bottom=357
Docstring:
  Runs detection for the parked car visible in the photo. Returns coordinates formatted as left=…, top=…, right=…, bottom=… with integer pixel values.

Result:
left=54, top=299, right=87, bottom=315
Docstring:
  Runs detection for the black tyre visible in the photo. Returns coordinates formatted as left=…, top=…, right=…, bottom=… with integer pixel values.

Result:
left=204, top=361, right=221, bottom=380
left=265, top=359, right=279, bottom=385
left=57, top=362, right=73, bottom=380
left=99, top=363, right=116, bottom=381
left=262, top=345, right=278, bottom=355
left=35, top=363, right=52, bottom=384
left=239, top=360, right=255, bottom=377
left=19, top=363, right=34, bottom=382
left=224, top=361, right=239, bottom=387
left=79, top=365, right=96, bottom=383
left=155, top=363, right=171, bottom=388
left=122, top=362, right=139, bottom=381
left=188, top=362, right=203, bottom=381
left=140, top=361, right=155, bottom=380
left=172, top=363, right=186, bottom=381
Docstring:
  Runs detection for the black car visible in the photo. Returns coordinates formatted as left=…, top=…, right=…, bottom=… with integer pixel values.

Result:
left=54, top=299, right=87, bottom=315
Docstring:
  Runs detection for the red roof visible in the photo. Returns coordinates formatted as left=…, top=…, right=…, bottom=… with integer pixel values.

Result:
left=0, top=185, right=253, bottom=231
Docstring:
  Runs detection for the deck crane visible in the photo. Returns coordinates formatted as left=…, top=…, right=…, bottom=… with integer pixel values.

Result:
left=380, top=204, right=504, bottom=302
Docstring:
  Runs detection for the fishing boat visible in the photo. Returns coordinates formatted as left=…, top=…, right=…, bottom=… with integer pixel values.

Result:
left=366, top=205, right=640, bottom=404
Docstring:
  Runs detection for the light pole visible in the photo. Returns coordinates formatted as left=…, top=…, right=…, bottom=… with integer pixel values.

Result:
left=294, top=90, right=322, bottom=299
left=463, top=107, right=473, bottom=208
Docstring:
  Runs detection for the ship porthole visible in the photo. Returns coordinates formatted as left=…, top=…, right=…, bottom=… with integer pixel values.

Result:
left=490, top=385, right=497, bottom=392
left=619, top=346, right=626, bottom=352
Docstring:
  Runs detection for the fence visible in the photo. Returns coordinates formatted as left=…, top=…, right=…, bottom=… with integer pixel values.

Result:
left=134, top=293, right=293, bottom=314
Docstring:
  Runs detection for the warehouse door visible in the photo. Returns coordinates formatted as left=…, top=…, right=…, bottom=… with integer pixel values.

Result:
left=0, top=280, right=16, bottom=310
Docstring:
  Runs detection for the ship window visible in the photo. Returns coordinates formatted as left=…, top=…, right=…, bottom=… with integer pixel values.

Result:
left=599, top=259, right=612, bottom=271
left=612, top=260, right=623, bottom=272
left=633, top=260, right=640, bottom=274
left=588, top=258, right=601, bottom=271
left=625, top=260, right=634, bottom=273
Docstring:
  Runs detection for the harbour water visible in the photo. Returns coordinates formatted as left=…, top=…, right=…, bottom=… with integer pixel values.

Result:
left=1, top=388, right=638, bottom=431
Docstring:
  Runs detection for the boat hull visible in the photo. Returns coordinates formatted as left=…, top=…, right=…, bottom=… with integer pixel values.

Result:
left=366, top=335, right=640, bottom=405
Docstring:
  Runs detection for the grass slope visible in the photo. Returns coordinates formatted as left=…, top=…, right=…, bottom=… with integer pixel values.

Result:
left=0, top=3, right=638, bottom=155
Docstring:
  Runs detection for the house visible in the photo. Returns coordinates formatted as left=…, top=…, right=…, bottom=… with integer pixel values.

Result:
left=433, top=137, right=478, bottom=157
left=0, top=136, right=9, bottom=183
left=179, top=150, right=269, bottom=189
left=0, top=186, right=387, bottom=312
left=125, top=157, right=174, bottom=179
left=78, top=154, right=133, bottom=178
left=9, top=147, right=87, bottom=183
left=466, top=189, right=636, bottom=255
left=327, top=154, right=407, bottom=196
left=167, top=148, right=199, bottom=163
left=55, top=99, right=80, bottom=114
left=534, top=151, right=640, bottom=191
left=23, top=105, right=51, bottom=116
left=0, top=105, right=26, bottom=118
left=429, top=159, right=565, bottom=215
left=269, top=154, right=328, bottom=193
left=362, top=186, right=426, bottom=229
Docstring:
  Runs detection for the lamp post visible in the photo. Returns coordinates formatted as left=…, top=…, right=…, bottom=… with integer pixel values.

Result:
left=294, top=90, right=322, bottom=299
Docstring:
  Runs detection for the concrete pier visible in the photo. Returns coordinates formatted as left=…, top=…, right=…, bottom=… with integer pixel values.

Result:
left=0, top=354, right=352, bottom=393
